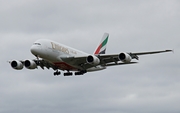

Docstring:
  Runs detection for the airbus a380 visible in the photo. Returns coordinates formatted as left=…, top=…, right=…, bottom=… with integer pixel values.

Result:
left=9, top=33, right=172, bottom=76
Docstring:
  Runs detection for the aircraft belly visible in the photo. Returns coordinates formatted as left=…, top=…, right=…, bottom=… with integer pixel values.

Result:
left=54, top=62, right=78, bottom=71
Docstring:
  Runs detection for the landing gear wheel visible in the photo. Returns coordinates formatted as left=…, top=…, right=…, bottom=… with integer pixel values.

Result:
left=75, top=70, right=87, bottom=75
left=35, top=56, right=40, bottom=65
left=54, top=70, right=61, bottom=76
left=64, top=72, right=73, bottom=76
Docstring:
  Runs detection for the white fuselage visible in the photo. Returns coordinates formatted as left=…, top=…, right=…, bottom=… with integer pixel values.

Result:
left=30, top=39, right=96, bottom=71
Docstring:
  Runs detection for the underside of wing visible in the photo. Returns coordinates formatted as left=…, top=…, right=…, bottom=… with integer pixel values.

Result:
left=61, top=56, right=97, bottom=70
left=61, top=53, right=137, bottom=70
left=96, top=49, right=173, bottom=66
left=96, top=54, right=136, bottom=66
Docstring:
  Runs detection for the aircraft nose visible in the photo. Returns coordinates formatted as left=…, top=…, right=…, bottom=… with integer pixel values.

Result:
left=30, top=44, right=42, bottom=56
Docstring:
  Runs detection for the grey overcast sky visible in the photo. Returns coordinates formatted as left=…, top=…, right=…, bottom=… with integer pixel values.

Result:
left=0, top=0, right=180, bottom=113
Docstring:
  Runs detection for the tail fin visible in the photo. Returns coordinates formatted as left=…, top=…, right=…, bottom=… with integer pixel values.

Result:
left=94, top=33, right=109, bottom=54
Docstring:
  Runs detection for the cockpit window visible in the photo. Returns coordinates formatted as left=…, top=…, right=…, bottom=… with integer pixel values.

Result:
left=33, top=43, right=41, bottom=45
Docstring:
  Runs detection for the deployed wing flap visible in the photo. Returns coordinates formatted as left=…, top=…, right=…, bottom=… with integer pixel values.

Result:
left=106, top=62, right=137, bottom=67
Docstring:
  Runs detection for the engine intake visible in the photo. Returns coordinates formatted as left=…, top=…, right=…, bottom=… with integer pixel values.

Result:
left=24, top=60, right=37, bottom=69
left=11, top=60, right=23, bottom=70
left=86, top=55, right=100, bottom=65
left=119, top=52, right=132, bottom=63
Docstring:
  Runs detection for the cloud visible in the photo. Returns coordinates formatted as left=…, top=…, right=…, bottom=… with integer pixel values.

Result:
left=0, top=0, right=179, bottom=113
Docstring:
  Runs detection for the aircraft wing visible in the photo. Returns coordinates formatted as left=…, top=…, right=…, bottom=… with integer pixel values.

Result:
left=61, top=50, right=172, bottom=69
left=98, top=49, right=173, bottom=61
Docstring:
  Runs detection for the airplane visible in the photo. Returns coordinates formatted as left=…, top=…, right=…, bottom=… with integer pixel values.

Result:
left=9, top=33, right=172, bottom=76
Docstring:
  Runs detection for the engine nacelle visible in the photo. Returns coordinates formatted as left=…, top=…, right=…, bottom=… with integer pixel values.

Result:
left=86, top=55, right=100, bottom=65
left=24, top=59, right=37, bottom=69
left=118, top=52, right=132, bottom=63
left=11, top=60, right=23, bottom=70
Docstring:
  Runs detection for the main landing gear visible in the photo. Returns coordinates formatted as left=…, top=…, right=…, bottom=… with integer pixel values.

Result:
left=53, top=70, right=73, bottom=76
left=75, top=70, right=87, bottom=75
left=54, top=70, right=61, bottom=76
left=64, top=72, right=73, bottom=76
left=53, top=70, right=87, bottom=76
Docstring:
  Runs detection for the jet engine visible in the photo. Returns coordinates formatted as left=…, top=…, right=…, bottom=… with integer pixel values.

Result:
left=118, top=52, right=132, bottom=63
left=11, top=60, right=23, bottom=70
left=86, top=55, right=100, bottom=65
left=24, top=59, right=37, bottom=69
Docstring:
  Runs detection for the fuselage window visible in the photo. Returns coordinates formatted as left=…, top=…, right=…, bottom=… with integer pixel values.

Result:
left=34, top=43, right=41, bottom=45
